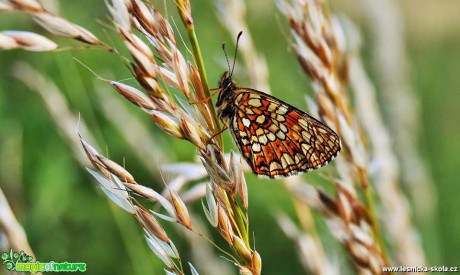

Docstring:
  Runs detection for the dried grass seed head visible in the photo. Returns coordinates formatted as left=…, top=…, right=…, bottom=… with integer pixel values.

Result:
left=150, top=110, right=185, bottom=139
left=0, top=2, right=14, bottom=11
left=202, top=183, right=218, bottom=227
left=136, top=206, right=170, bottom=243
left=32, top=13, right=100, bottom=45
left=217, top=203, right=234, bottom=243
left=180, top=117, right=206, bottom=150
left=168, top=188, right=193, bottom=230
left=109, top=81, right=155, bottom=110
left=232, top=235, right=252, bottom=264
left=251, top=251, right=262, bottom=275
left=0, top=31, right=57, bottom=51
left=144, top=233, right=175, bottom=268
left=96, top=155, right=135, bottom=183
left=79, top=137, right=111, bottom=178
left=9, top=0, right=44, bottom=12
left=200, top=149, right=233, bottom=187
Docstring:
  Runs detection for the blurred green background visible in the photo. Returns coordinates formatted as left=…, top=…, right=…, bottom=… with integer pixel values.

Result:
left=1, top=0, right=459, bottom=274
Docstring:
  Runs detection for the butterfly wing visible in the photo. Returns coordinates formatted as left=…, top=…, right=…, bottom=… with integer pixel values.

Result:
left=229, top=88, right=341, bottom=178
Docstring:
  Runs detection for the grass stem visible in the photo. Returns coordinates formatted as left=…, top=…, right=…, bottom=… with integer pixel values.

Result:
left=360, top=168, right=392, bottom=270
left=177, top=5, right=223, bottom=146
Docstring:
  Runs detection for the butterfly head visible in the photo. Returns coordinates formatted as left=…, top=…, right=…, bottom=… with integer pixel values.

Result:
left=216, top=32, right=243, bottom=120
left=218, top=71, right=234, bottom=90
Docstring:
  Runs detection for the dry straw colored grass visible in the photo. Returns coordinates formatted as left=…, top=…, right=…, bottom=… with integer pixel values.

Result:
left=84, top=0, right=259, bottom=273
left=0, top=0, right=428, bottom=274
left=277, top=0, right=388, bottom=273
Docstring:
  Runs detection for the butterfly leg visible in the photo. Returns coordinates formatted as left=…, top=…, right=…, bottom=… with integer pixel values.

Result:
left=190, top=88, right=220, bottom=105
left=205, top=122, right=228, bottom=146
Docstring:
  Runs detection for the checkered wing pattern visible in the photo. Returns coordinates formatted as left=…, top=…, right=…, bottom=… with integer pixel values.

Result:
left=228, top=88, right=341, bottom=178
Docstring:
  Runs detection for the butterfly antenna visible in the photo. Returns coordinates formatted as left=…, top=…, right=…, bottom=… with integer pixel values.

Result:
left=222, top=42, right=231, bottom=73
left=230, top=31, right=243, bottom=78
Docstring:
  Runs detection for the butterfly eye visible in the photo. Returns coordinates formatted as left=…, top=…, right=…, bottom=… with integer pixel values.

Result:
left=223, top=78, right=232, bottom=88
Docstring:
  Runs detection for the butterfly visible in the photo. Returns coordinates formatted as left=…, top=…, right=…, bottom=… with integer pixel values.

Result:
left=215, top=32, right=341, bottom=178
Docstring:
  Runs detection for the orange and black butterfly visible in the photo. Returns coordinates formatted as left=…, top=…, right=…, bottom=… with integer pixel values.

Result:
left=216, top=32, right=341, bottom=178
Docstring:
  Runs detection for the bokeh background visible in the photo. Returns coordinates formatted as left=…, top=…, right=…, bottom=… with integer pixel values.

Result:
left=1, top=0, right=459, bottom=274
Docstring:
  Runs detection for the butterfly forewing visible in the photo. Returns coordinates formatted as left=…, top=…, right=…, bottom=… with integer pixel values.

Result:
left=224, top=87, right=341, bottom=178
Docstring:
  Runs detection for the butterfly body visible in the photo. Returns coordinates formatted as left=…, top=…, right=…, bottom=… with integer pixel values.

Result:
left=216, top=71, right=341, bottom=178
